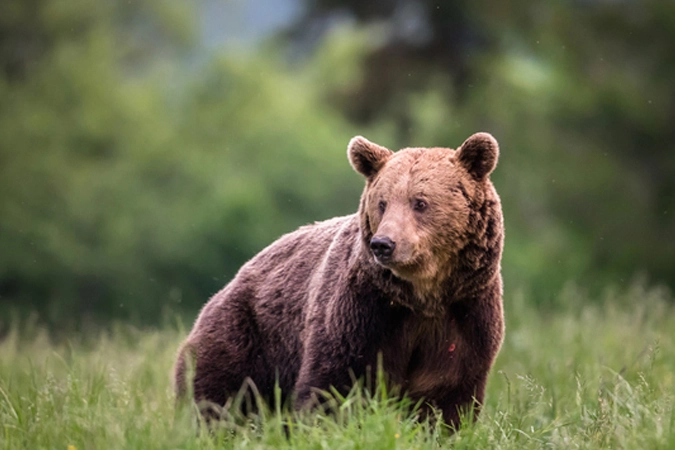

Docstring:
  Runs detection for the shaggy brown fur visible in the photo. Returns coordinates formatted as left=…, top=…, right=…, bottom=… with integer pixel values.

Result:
left=174, top=132, right=505, bottom=428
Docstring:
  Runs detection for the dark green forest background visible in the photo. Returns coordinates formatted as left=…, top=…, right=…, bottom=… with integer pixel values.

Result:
left=1, top=0, right=674, bottom=329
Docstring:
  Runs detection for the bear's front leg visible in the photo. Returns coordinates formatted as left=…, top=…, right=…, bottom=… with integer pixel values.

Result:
left=293, top=286, right=387, bottom=409
left=434, top=376, right=487, bottom=429
left=294, top=325, right=377, bottom=409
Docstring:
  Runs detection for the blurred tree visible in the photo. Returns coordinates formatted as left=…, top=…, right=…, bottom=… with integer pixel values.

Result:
left=0, top=0, right=361, bottom=327
left=287, top=1, right=491, bottom=129
left=0, top=0, right=193, bottom=81
left=0, top=0, right=196, bottom=325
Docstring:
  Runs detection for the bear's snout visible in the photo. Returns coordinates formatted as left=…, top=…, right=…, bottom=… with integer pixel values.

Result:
left=370, top=235, right=396, bottom=261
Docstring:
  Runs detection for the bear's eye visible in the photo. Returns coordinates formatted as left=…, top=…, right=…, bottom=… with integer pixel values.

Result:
left=413, top=199, right=428, bottom=212
left=378, top=200, right=387, bottom=214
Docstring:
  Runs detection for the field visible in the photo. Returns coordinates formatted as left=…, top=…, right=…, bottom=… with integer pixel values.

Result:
left=1, top=283, right=674, bottom=449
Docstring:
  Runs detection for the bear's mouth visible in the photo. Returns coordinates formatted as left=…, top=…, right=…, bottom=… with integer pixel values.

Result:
left=372, top=252, right=392, bottom=266
left=372, top=252, right=394, bottom=269
left=372, top=253, right=420, bottom=279
left=371, top=248, right=402, bottom=268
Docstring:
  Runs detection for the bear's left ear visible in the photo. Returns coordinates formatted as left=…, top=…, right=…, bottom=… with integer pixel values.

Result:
left=456, top=132, right=499, bottom=181
left=348, top=136, right=393, bottom=179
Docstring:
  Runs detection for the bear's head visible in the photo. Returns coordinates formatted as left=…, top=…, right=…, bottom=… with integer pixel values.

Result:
left=348, top=133, right=503, bottom=299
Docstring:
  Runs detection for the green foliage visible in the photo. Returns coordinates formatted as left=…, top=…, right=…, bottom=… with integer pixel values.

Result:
left=1, top=0, right=675, bottom=326
left=1, top=285, right=674, bottom=449
left=0, top=0, right=362, bottom=325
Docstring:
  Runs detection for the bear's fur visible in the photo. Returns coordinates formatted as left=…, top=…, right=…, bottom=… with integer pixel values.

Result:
left=174, top=132, right=504, bottom=428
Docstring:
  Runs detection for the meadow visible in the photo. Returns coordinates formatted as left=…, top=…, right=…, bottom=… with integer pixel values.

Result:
left=1, top=282, right=674, bottom=450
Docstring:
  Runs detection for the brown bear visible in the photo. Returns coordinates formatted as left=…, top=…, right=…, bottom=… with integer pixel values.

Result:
left=174, top=132, right=504, bottom=428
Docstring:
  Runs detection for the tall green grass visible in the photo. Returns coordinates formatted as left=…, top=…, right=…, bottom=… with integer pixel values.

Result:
left=1, top=282, right=674, bottom=449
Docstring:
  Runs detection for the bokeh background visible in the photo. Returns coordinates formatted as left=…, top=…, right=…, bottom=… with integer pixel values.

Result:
left=1, top=0, right=674, bottom=330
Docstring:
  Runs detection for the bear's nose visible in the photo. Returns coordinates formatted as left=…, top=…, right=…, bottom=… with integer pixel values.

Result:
left=370, top=236, right=396, bottom=260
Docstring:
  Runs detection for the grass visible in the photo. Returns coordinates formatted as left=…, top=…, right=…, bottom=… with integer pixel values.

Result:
left=1, top=281, right=674, bottom=449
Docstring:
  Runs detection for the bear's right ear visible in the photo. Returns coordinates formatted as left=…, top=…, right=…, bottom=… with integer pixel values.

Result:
left=348, top=136, right=393, bottom=179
